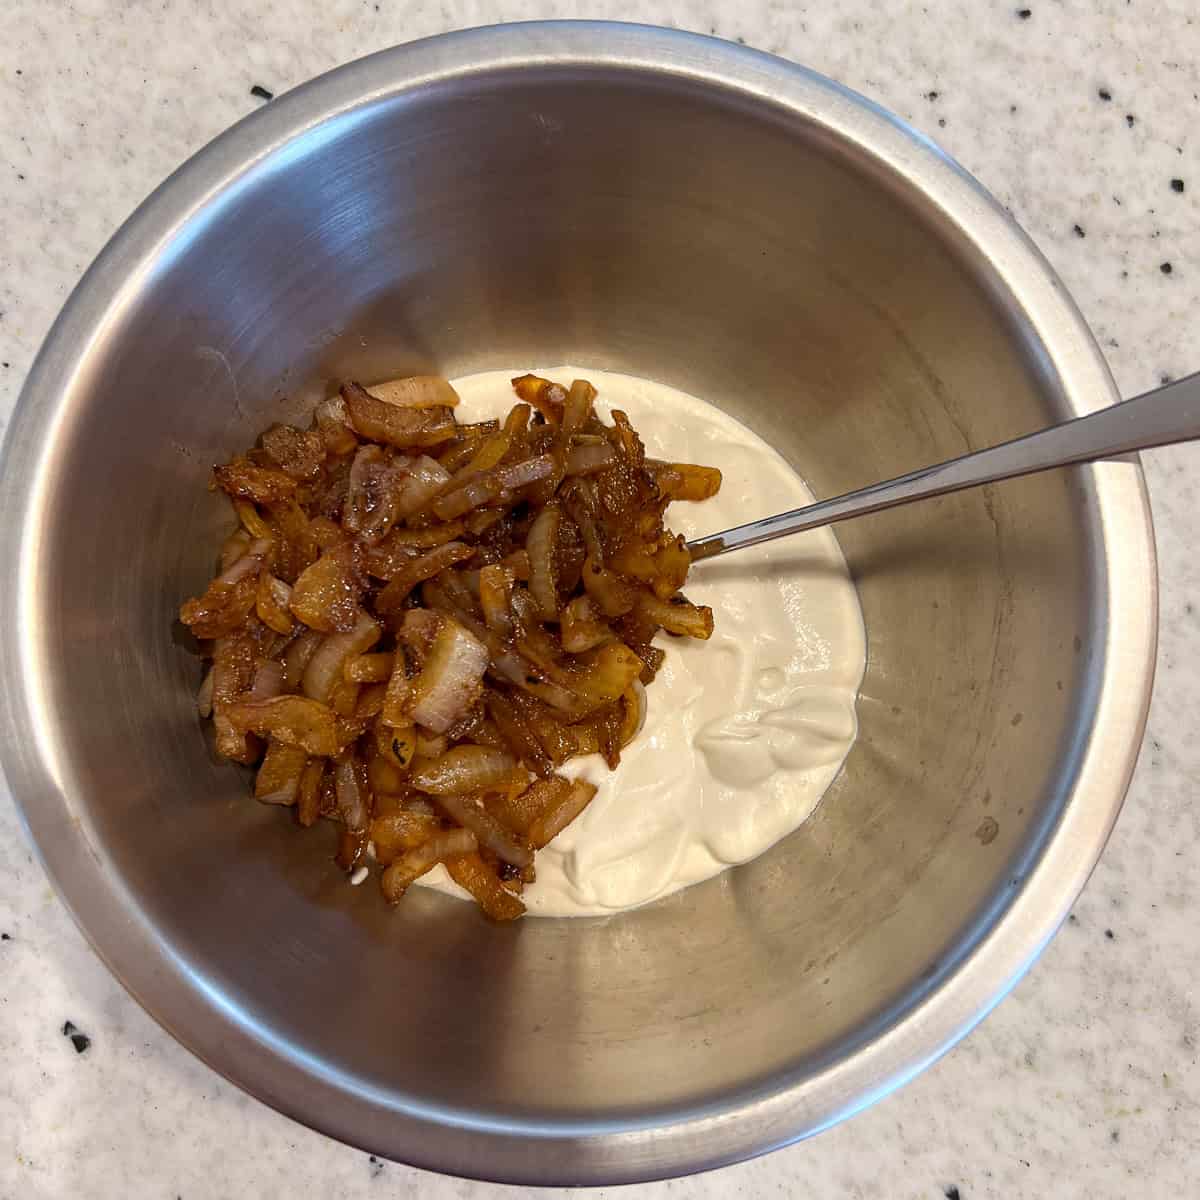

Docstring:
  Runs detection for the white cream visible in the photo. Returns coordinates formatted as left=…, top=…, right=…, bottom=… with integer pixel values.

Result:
left=413, top=367, right=866, bottom=917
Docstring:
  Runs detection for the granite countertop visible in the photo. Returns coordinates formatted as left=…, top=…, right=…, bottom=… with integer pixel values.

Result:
left=1, top=2, right=1197, bottom=1196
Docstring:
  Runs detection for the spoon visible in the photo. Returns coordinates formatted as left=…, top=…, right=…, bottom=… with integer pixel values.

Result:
left=687, top=371, right=1199, bottom=561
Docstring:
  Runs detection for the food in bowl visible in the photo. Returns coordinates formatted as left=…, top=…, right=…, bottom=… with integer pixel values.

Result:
left=181, top=369, right=723, bottom=919
left=181, top=365, right=867, bottom=919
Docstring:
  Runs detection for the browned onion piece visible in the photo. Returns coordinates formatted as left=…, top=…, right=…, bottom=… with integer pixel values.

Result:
left=561, top=379, right=596, bottom=436
left=261, top=423, right=325, bottom=480
left=381, top=828, right=478, bottom=902
left=415, top=729, right=449, bottom=759
left=635, top=590, right=715, bottom=639
left=388, top=455, right=449, bottom=520
left=247, top=659, right=285, bottom=701
left=528, top=778, right=598, bottom=848
left=281, top=627, right=323, bottom=691
left=333, top=753, right=369, bottom=831
left=497, top=454, right=555, bottom=490
left=219, top=528, right=252, bottom=572
left=314, top=395, right=358, bottom=455
left=255, top=572, right=294, bottom=635
left=430, top=473, right=503, bottom=520
left=213, top=457, right=297, bottom=504
left=254, top=738, right=307, bottom=805
left=297, top=759, right=325, bottom=827
left=525, top=506, right=560, bottom=621
left=560, top=594, right=613, bottom=653
left=449, top=426, right=512, bottom=481
left=567, top=642, right=646, bottom=708
left=478, top=563, right=516, bottom=639
left=375, top=541, right=475, bottom=613
left=646, top=459, right=723, bottom=501
left=381, top=653, right=413, bottom=728
left=581, top=554, right=637, bottom=617
left=210, top=632, right=260, bottom=763
left=430, top=455, right=555, bottom=522
left=365, top=521, right=466, bottom=578
left=483, top=691, right=552, bottom=777
left=444, top=853, right=526, bottom=921
left=507, top=690, right=578, bottom=763
left=488, top=775, right=569, bottom=837
left=433, top=791, right=533, bottom=869
left=301, top=610, right=381, bottom=703
left=364, top=375, right=461, bottom=409
left=369, top=810, right=440, bottom=864
left=564, top=442, right=616, bottom=476
left=224, top=695, right=339, bottom=756
left=511, top=374, right=567, bottom=423
left=344, top=444, right=405, bottom=544
left=180, top=543, right=269, bottom=639
left=409, top=745, right=517, bottom=794
left=648, top=534, right=692, bottom=600
left=342, top=383, right=457, bottom=449
left=354, top=681, right=388, bottom=719
left=289, top=541, right=366, bottom=633
left=499, top=548, right=531, bottom=580
left=408, top=617, right=490, bottom=734
left=234, top=499, right=274, bottom=541
left=344, top=652, right=394, bottom=683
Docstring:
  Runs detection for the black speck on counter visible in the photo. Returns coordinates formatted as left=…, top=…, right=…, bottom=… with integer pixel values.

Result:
left=1161, top=261, right=1174, bottom=275
left=1111, top=1128, right=1121, bottom=1143
left=61, top=1020, right=91, bottom=1054
left=1, top=932, right=10, bottom=940
left=1126, top=113, right=1136, bottom=127
left=1010, top=103, right=1018, bottom=114
left=1162, top=373, right=1174, bottom=385
left=1098, top=88, right=1112, bottom=101
left=368, top=1154, right=384, bottom=1178
left=250, top=84, right=274, bottom=102
left=944, top=1187, right=962, bottom=1200
left=1105, top=928, right=1116, bottom=940
left=1017, top=7, right=1032, bottom=17
left=1069, top=912, right=1079, bottom=924
left=927, top=90, right=939, bottom=101
left=1171, top=178, right=1185, bottom=193
left=938, top=117, right=946, bottom=127
left=1074, top=224, right=1086, bottom=238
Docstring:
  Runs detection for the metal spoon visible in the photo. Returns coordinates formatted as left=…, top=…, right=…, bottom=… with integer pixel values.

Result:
left=687, top=371, right=1199, bottom=561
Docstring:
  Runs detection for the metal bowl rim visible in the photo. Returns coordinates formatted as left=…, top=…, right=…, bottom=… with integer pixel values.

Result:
left=0, top=20, right=1158, bottom=1185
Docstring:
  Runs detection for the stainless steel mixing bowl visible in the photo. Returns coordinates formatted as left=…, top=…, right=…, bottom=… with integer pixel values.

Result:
left=0, top=21, right=1156, bottom=1185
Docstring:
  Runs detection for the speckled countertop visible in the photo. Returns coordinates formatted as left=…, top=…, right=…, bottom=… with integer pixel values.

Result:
left=1, top=2, right=1197, bottom=1197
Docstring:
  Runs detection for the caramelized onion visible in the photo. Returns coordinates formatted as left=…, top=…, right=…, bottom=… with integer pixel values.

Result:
left=186, top=370, right=722, bottom=919
left=525, top=506, right=560, bottom=621
left=301, top=610, right=381, bottom=703
left=381, top=829, right=478, bottom=902
left=408, top=618, right=490, bottom=734
left=364, top=375, right=460, bottom=409
left=409, top=745, right=517, bottom=794
left=434, top=791, right=533, bottom=869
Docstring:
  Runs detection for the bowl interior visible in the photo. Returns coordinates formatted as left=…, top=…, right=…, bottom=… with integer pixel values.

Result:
left=4, top=34, right=1144, bottom=1182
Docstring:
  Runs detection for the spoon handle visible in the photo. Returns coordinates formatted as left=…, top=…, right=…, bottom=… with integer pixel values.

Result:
left=688, top=371, right=1200, bottom=561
